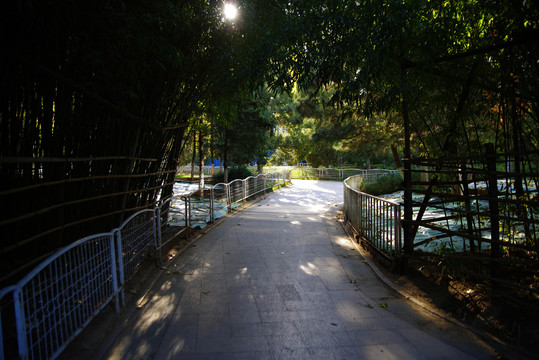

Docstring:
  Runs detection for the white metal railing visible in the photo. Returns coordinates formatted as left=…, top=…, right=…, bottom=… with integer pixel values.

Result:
left=343, top=175, right=402, bottom=259
left=0, top=170, right=292, bottom=360
left=294, top=167, right=398, bottom=181
left=155, top=171, right=291, bottom=244
left=176, top=165, right=214, bottom=176
left=115, top=209, right=157, bottom=306
left=1, top=233, right=118, bottom=360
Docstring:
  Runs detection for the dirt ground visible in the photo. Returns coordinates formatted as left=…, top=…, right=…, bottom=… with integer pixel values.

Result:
left=370, top=250, right=539, bottom=359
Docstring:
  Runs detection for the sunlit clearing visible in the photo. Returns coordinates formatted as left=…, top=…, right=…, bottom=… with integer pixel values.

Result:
left=224, top=3, right=237, bottom=20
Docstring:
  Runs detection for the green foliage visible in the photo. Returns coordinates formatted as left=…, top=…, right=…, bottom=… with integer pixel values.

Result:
left=266, top=0, right=539, bottom=160
left=212, top=166, right=255, bottom=183
left=269, top=84, right=403, bottom=167
left=359, top=173, right=403, bottom=196
left=209, top=86, right=277, bottom=170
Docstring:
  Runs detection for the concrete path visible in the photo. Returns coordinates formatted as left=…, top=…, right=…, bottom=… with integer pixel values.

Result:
left=101, top=180, right=496, bottom=360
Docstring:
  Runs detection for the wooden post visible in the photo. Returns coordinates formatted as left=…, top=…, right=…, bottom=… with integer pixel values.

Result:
left=401, top=65, right=413, bottom=257
left=190, top=131, right=196, bottom=182
left=485, top=143, right=500, bottom=283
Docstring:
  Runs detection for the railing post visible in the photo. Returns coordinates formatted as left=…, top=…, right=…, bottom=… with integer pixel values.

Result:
left=110, top=231, right=120, bottom=313
left=13, top=289, right=27, bottom=360
left=395, top=205, right=402, bottom=254
left=358, top=193, right=363, bottom=240
left=114, top=229, right=126, bottom=306
left=226, top=184, right=231, bottom=211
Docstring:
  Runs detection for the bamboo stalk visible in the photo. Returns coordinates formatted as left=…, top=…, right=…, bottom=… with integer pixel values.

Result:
left=1, top=203, right=156, bottom=255
left=0, top=156, right=158, bottom=164
left=0, top=170, right=176, bottom=196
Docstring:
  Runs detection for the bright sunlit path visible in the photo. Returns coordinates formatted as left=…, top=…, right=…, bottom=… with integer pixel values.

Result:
left=223, top=3, right=237, bottom=20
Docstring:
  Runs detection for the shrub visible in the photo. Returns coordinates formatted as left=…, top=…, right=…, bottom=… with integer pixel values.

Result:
left=212, top=165, right=255, bottom=183
left=359, top=172, right=403, bottom=196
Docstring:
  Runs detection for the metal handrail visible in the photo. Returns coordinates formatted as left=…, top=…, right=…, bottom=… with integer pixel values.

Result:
left=7, top=232, right=118, bottom=360
left=343, top=175, right=402, bottom=259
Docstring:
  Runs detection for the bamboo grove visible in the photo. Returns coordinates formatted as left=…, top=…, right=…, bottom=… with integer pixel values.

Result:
left=0, top=0, right=264, bottom=283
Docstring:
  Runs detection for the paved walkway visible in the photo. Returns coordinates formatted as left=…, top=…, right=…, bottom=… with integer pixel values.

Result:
left=101, top=180, right=496, bottom=360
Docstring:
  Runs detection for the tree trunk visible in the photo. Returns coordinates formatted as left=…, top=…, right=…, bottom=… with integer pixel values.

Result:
left=210, top=122, right=215, bottom=176
left=223, top=127, right=229, bottom=183
left=190, top=131, right=196, bottom=182
left=198, top=129, right=204, bottom=189
left=391, top=144, right=404, bottom=179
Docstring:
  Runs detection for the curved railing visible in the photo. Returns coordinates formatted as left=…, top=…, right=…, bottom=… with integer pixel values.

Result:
left=343, top=174, right=403, bottom=260
left=294, top=167, right=398, bottom=181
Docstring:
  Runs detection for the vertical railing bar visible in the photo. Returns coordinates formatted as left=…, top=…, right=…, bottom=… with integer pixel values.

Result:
left=375, top=198, right=378, bottom=249
left=384, top=201, right=388, bottom=252
left=380, top=200, right=383, bottom=251
left=373, top=197, right=376, bottom=243
left=396, top=205, right=401, bottom=254
left=375, top=198, right=379, bottom=249
left=370, top=197, right=373, bottom=242
left=110, top=231, right=120, bottom=314
left=359, top=192, right=362, bottom=238
left=115, top=230, right=125, bottom=307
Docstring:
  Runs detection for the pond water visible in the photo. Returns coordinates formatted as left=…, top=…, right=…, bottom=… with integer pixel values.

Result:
left=168, top=180, right=538, bottom=250
left=167, top=182, right=236, bottom=229
left=379, top=180, right=538, bottom=253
